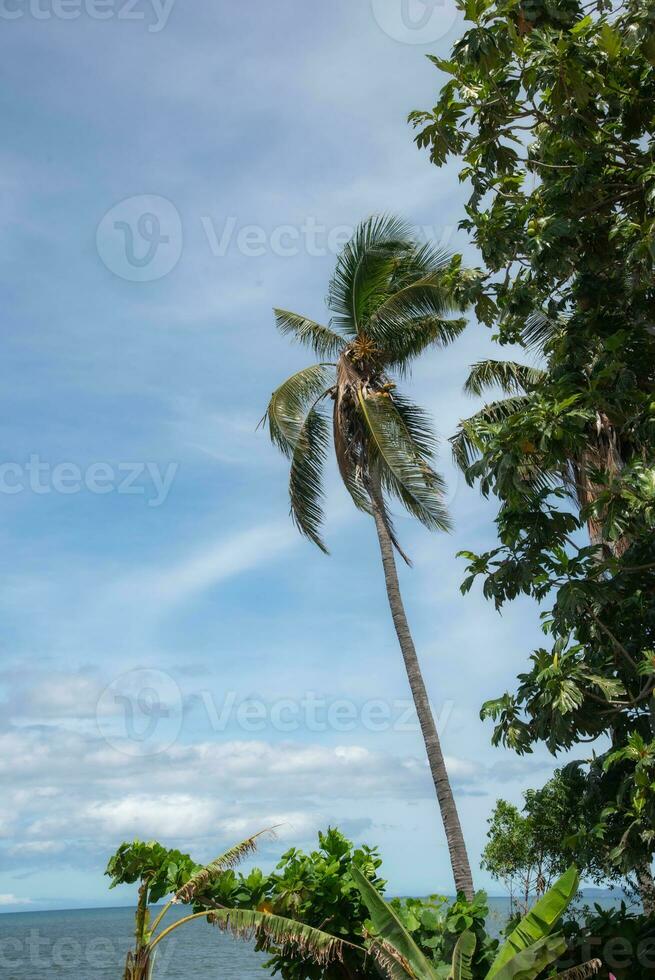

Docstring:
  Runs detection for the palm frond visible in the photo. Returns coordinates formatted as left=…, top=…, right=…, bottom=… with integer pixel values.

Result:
left=392, top=395, right=438, bottom=460
left=366, top=462, right=413, bottom=566
left=289, top=407, right=330, bottom=552
left=207, top=908, right=351, bottom=967
left=273, top=309, right=345, bottom=358
left=359, top=390, right=451, bottom=532
left=402, top=239, right=455, bottom=280
left=521, top=310, right=560, bottom=351
left=556, top=960, right=602, bottom=979
left=176, top=829, right=277, bottom=904
left=451, top=396, right=530, bottom=472
left=327, top=214, right=413, bottom=336
left=368, top=279, right=463, bottom=347
left=365, top=237, right=463, bottom=343
left=264, top=364, right=335, bottom=456
left=377, top=396, right=440, bottom=541
left=382, top=316, right=468, bottom=371
left=464, top=360, right=546, bottom=398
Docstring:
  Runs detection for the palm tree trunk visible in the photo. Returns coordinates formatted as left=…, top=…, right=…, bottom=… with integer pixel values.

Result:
left=368, top=487, right=475, bottom=900
left=636, top=862, right=655, bottom=915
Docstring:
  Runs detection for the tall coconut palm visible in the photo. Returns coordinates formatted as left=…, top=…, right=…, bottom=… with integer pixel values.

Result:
left=263, top=215, right=474, bottom=899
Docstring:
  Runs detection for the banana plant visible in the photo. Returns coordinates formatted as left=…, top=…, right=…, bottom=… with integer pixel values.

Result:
left=106, top=830, right=357, bottom=980
left=351, top=866, right=602, bottom=980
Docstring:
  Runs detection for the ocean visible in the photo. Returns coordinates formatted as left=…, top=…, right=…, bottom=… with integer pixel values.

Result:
left=0, top=906, right=268, bottom=980
left=0, top=896, right=623, bottom=980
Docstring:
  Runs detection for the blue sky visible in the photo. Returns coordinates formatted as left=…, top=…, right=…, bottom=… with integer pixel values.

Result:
left=0, top=0, right=563, bottom=912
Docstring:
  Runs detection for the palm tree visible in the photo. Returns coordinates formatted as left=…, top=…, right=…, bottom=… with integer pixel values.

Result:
left=263, top=215, right=474, bottom=899
left=451, top=311, right=627, bottom=553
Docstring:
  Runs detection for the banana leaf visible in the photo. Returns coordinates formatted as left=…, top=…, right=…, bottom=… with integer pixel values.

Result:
left=351, top=866, right=438, bottom=980
left=487, top=867, right=578, bottom=978
left=492, top=934, right=567, bottom=980
left=448, top=930, right=476, bottom=980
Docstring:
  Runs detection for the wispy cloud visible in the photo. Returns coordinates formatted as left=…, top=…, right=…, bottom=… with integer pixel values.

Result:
left=115, top=522, right=299, bottom=606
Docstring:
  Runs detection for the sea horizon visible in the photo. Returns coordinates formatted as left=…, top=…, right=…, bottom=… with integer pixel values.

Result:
left=0, top=884, right=631, bottom=917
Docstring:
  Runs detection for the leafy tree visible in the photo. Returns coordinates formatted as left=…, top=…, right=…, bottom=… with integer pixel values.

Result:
left=410, top=0, right=655, bottom=907
left=207, top=827, right=385, bottom=980
left=105, top=830, right=350, bottom=980
left=481, top=770, right=614, bottom=916
left=264, top=215, right=480, bottom=898
left=481, top=800, right=535, bottom=915
left=107, top=828, right=501, bottom=980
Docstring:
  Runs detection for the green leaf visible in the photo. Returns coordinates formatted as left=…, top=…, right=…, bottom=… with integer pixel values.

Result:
left=492, top=934, right=567, bottom=980
left=289, top=407, right=330, bottom=552
left=351, top=866, right=438, bottom=980
left=265, top=364, right=335, bottom=456
left=598, top=23, right=621, bottom=58
left=487, top=866, right=578, bottom=977
left=358, top=390, right=451, bottom=532
left=448, top=930, right=475, bottom=980
left=274, top=309, right=345, bottom=358
left=570, top=15, right=592, bottom=34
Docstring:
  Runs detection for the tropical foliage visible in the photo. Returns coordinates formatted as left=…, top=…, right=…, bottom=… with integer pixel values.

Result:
left=411, top=0, right=655, bottom=903
left=352, top=863, right=600, bottom=979
left=264, top=214, right=476, bottom=555
left=183, top=828, right=496, bottom=980
left=559, top=902, right=655, bottom=979
left=201, top=828, right=385, bottom=980
left=481, top=770, right=618, bottom=916
left=105, top=831, right=352, bottom=980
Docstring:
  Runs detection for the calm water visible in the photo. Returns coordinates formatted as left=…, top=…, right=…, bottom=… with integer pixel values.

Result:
left=0, top=897, right=624, bottom=979
left=0, top=906, right=269, bottom=980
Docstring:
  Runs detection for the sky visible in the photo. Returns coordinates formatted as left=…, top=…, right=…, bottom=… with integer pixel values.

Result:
left=0, top=0, right=566, bottom=912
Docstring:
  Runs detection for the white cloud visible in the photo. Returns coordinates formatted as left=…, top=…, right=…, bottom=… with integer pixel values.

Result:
left=0, top=894, right=32, bottom=907
left=0, top=723, right=490, bottom=870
